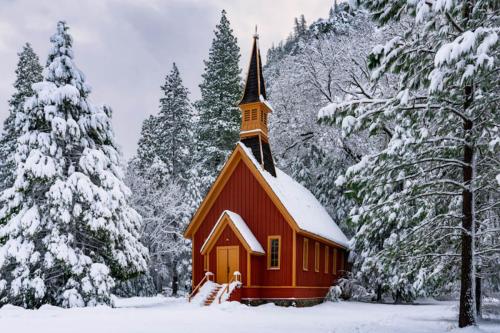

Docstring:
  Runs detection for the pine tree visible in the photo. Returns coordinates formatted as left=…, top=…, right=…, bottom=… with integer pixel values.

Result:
left=319, top=0, right=499, bottom=326
left=0, top=21, right=148, bottom=308
left=0, top=43, right=43, bottom=192
left=264, top=7, right=383, bottom=240
left=194, top=9, right=242, bottom=188
left=128, top=63, right=195, bottom=296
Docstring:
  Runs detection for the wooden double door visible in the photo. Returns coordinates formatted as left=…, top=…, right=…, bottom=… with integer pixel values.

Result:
left=216, top=246, right=239, bottom=284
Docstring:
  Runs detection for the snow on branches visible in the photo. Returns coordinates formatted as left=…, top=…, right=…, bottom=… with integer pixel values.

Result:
left=0, top=21, right=148, bottom=308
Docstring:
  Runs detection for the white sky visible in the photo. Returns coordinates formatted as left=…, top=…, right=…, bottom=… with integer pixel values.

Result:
left=0, top=0, right=333, bottom=158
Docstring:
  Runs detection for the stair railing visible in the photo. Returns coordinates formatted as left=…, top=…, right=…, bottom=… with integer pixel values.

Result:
left=218, top=271, right=242, bottom=304
left=188, top=272, right=213, bottom=302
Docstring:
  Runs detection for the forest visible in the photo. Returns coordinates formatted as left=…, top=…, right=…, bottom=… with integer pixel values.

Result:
left=0, top=0, right=498, bottom=330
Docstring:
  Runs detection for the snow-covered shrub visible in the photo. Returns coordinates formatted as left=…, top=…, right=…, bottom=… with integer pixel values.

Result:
left=113, top=274, right=156, bottom=298
left=325, top=286, right=342, bottom=302
left=338, top=274, right=371, bottom=301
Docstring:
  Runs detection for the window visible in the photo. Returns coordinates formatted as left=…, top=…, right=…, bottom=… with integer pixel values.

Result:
left=332, top=248, right=337, bottom=274
left=251, top=109, right=257, bottom=120
left=260, top=110, right=264, bottom=123
left=244, top=110, right=250, bottom=122
left=204, top=255, right=209, bottom=272
left=302, top=238, right=309, bottom=271
left=267, top=236, right=281, bottom=269
left=324, top=246, right=329, bottom=274
left=340, top=251, right=344, bottom=273
left=314, top=242, right=320, bottom=272
left=263, top=113, right=268, bottom=125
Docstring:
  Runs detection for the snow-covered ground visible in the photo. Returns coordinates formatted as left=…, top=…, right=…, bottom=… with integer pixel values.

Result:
left=0, top=296, right=499, bottom=333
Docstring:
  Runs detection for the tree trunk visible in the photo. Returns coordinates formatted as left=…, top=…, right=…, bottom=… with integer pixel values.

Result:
left=476, top=275, right=482, bottom=318
left=459, top=85, right=476, bottom=328
left=171, top=259, right=179, bottom=297
left=156, top=273, right=162, bottom=294
left=376, top=284, right=383, bottom=303
left=394, top=290, right=402, bottom=304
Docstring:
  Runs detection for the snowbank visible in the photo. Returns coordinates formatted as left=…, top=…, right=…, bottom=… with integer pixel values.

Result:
left=0, top=297, right=498, bottom=333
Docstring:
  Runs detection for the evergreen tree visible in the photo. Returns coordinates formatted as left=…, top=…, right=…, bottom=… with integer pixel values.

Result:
left=128, top=63, right=195, bottom=296
left=319, top=0, right=499, bottom=326
left=194, top=9, right=242, bottom=188
left=0, top=43, right=43, bottom=192
left=264, top=7, right=383, bottom=240
left=0, top=21, right=148, bottom=308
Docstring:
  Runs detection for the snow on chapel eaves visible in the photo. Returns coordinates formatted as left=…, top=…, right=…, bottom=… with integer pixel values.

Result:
left=200, top=210, right=265, bottom=254
left=239, top=142, right=349, bottom=248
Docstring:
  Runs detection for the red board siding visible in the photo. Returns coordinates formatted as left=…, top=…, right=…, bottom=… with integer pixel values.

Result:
left=242, top=287, right=330, bottom=300
left=193, top=161, right=293, bottom=287
left=296, top=235, right=345, bottom=287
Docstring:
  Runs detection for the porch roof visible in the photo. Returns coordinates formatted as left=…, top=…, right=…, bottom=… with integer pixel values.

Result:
left=200, top=210, right=265, bottom=255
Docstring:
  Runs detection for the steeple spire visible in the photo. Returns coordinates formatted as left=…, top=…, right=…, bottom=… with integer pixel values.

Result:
left=239, top=32, right=276, bottom=176
left=239, top=33, right=266, bottom=105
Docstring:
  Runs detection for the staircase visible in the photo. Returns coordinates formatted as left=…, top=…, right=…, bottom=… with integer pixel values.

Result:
left=188, top=271, right=242, bottom=306
left=203, top=284, right=222, bottom=306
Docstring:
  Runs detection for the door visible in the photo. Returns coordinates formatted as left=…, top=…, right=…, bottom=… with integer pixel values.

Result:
left=216, top=246, right=239, bottom=284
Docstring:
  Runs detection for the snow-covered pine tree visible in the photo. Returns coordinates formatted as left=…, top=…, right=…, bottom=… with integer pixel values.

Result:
left=128, top=63, right=195, bottom=296
left=264, top=5, right=387, bottom=238
left=319, top=0, right=499, bottom=327
left=0, top=43, right=43, bottom=193
left=194, top=9, right=242, bottom=191
left=0, top=21, right=148, bottom=308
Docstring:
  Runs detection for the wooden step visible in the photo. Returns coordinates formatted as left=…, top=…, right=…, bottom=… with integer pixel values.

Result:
left=203, top=286, right=223, bottom=306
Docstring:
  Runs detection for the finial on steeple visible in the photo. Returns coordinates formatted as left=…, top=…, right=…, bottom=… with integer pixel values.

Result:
left=254, top=25, right=259, bottom=39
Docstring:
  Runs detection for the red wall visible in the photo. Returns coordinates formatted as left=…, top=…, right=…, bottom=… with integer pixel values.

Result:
left=242, top=287, right=330, bottom=300
left=192, top=159, right=348, bottom=299
left=296, top=235, right=345, bottom=287
left=193, top=161, right=293, bottom=287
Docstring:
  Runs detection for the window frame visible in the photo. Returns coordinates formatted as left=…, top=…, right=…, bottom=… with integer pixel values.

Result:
left=314, top=242, right=320, bottom=272
left=267, top=235, right=281, bottom=270
left=302, top=238, right=309, bottom=271
left=340, top=251, right=344, bottom=273
left=324, top=246, right=329, bottom=274
left=203, top=254, right=209, bottom=272
left=332, top=248, right=337, bottom=275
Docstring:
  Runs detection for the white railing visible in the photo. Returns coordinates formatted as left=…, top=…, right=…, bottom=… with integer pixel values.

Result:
left=218, top=271, right=242, bottom=304
left=188, top=272, right=213, bottom=302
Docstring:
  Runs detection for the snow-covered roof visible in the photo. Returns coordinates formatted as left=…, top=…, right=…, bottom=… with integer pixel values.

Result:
left=200, top=210, right=265, bottom=254
left=238, top=142, right=349, bottom=248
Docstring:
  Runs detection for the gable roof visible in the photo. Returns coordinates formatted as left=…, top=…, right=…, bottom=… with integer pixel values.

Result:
left=200, top=210, right=265, bottom=255
left=238, top=143, right=349, bottom=248
left=184, top=143, right=349, bottom=249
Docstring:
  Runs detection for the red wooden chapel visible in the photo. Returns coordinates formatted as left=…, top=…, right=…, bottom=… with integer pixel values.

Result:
left=184, top=32, right=349, bottom=305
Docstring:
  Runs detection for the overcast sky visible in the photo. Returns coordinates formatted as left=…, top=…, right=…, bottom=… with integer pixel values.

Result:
left=0, top=0, right=332, bottom=158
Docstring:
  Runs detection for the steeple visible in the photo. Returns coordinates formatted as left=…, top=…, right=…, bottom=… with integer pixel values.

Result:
left=239, top=32, right=276, bottom=176
left=239, top=28, right=267, bottom=105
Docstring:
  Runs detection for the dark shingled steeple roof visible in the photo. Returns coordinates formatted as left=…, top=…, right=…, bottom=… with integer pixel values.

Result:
left=239, top=35, right=266, bottom=105
left=241, top=137, right=276, bottom=177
